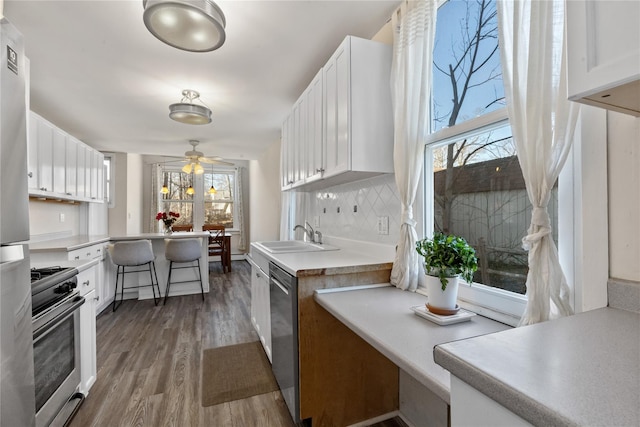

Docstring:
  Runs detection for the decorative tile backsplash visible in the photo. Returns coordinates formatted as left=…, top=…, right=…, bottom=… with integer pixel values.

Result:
left=307, top=174, right=401, bottom=245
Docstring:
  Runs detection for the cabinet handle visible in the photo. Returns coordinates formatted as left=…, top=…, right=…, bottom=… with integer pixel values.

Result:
left=96, top=249, right=101, bottom=253
left=95, top=296, right=100, bottom=301
left=40, top=187, right=47, bottom=191
left=316, top=168, right=325, bottom=173
left=74, top=256, right=80, bottom=260
left=83, top=280, right=90, bottom=286
left=86, top=252, right=91, bottom=256
left=28, top=172, right=33, bottom=178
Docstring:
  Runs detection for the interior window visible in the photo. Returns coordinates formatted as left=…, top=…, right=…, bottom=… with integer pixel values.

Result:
left=204, top=171, right=235, bottom=229
left=159, top=168, right=238, bottom=231
left=160, top=170, right=194, bottom=226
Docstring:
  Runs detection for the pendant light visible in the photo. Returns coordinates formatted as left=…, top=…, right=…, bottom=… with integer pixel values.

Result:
left=142, top=0, right=226, bottom=53
left=161, top=168, right=169, bottom=194
left=208, top=163, right=217, bottom=195
left=186, top=173, right=195, bottom=195
left=169, top=90, right=212, bottom=125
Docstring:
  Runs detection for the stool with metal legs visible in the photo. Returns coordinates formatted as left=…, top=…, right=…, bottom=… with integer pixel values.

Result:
left=108, top=239, right=161, bottom=311
left=164, top=238, right=204, bottom=304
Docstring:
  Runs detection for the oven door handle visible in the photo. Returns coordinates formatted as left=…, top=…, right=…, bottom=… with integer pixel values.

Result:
left=33, top=296, right=85, bottom=340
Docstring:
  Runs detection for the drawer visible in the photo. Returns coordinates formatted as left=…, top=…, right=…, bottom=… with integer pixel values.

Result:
left=68, top=244, right=105, bottom=261
left=77, top=267, right=96, bottom=296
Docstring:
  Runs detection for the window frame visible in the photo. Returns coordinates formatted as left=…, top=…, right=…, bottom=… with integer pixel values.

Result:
left=158, top=165, right=239, bottom=232
left=421, top=108, right=533, bottom=326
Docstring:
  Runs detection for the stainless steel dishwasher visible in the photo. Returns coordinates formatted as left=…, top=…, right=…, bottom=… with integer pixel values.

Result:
left=269, top=262, right=300, bottom=424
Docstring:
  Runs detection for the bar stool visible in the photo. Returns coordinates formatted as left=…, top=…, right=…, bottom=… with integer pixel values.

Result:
left=108, top=239, right=160, bottom=312
left=164, top=238, right=204, bottom=304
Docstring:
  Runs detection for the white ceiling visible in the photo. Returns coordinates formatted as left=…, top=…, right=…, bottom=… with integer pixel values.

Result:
left=3, top=0, right=399, bottom=162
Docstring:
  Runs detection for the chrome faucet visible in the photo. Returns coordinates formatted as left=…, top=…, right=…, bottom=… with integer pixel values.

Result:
left=293, top=221, right=315, bottom=243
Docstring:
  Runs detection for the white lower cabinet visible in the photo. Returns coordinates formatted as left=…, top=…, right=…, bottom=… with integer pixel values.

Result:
left=249, top=256, right=271, bottom=361
left=77, top=266, right=98, bottom=395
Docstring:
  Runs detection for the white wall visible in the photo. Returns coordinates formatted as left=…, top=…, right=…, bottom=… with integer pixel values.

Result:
left=607, top=112, right=640, bottom=282
left=28, top=200, right=81, bottom=237
left=108, top=152, right=128, bottom=236
left=126, top=153, right=143, bottom=234
left=249, top=140, right=282, bottom=242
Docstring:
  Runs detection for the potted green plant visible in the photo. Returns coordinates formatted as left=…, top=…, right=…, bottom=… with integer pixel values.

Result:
left=416, top=232, right=478, bottom=312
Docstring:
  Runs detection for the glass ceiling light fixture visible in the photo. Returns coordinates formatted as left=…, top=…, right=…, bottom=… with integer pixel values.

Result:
left=186, top=173, right=195, bottom=195
left=169, top=89, right=212, bottom=125
left=142, top=0, right=226, bottom=52
left=208, top=163, right=217, bottom=195
left=161, top=168, right=169, bottom=194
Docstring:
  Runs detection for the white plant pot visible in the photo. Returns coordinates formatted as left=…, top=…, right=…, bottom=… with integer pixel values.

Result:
left=425, top=274, right=459, bottom=310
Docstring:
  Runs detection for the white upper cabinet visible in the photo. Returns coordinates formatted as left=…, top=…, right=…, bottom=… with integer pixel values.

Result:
left=305, top=70, right=324, bottom=183
left=567, top=0, right=640, bottom=116
left=281, top=35, right=394, bottom=191
left=27, top=111, right=104, bottom=202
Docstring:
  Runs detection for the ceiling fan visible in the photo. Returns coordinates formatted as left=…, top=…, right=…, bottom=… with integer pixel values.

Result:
left=178, top=140, right=233, bottom=174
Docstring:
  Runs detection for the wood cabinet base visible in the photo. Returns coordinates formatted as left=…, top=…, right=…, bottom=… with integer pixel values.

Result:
left=298, top=269, right=398, bottom=426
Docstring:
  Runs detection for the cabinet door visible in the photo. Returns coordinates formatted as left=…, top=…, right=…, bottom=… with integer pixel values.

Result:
left=324, top=39, right=350, bottom=178
left=259, top=273, right=271, bottom=361
left=37, top=116, right=54, bottom=192
left=281, top=115, right=293, bottom=190
left=79, top=288, right=97, bottom=394
left=293, top=96, right=307, bottom=186
left=95, top=151, right=104, bottom=201
left=567, top=0, right=640, bottom=116
left=76, top=144, right=87, bottom=198
left=27, top=112, right=39, bottom=190
left=306, top=71, right=324, bottom=182
left=65, top=137, right=78, bottom=197
left=52, top=128, right=66, bottom=194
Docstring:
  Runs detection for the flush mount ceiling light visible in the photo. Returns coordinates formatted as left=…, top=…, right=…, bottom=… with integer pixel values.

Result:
left=142, top=0, right=226, bottom=52
left=169, top=89, right=212, bottom=125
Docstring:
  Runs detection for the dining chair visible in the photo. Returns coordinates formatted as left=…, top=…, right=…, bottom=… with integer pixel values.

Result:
left=202, top=224, right=228, bottom=273
left=171, top=224, right=193, bottom=232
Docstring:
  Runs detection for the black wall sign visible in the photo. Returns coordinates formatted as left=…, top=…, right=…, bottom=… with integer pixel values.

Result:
left=7, top=45, right=18, bottom=74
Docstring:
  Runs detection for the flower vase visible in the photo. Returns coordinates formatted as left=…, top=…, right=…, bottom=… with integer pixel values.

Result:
left=164, top=225, right=173, bottom=235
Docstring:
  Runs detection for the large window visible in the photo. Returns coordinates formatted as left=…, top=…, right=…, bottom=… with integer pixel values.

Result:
left=159, top=168, right=238, bottom=230
left=423, top=0, right=561, bottom=323
left=160, top=171, right=194, bottom=226
left=204, top=171, right=235, bottom=229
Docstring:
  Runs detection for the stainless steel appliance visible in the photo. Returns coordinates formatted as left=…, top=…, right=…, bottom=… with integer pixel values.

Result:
left=269, top=262, right=301, bottom=424
left=31, top=266, right=84, bottom=427
left=0, top=17, right=35, bottom=427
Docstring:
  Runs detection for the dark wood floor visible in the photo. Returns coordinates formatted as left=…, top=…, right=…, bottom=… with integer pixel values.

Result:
left=70, top=260, right=408, bottom=427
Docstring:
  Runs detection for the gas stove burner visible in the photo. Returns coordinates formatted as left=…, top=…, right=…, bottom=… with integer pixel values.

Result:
left=31, top=266, right=66, bottom=283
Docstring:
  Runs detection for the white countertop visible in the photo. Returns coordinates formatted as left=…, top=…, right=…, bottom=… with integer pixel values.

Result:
left=29, top=232, right=210, bottom=253
left=250, top=238, right=394, bottom=277
left=314, top=285, right=511, bottom=404
left=433, top=307, right=640, bottom=426
left=29, top=235, right=110, bottom=252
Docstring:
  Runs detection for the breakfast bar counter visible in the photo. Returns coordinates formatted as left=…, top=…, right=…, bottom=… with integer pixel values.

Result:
left=109, top=232, right=210, bottom=300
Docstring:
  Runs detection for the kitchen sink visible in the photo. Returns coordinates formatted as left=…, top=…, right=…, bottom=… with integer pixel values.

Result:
left=254, top=240, right=339, bottom=254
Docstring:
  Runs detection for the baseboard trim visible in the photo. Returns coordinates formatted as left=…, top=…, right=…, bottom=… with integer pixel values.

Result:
left=346, top=411, right=401, bottom=427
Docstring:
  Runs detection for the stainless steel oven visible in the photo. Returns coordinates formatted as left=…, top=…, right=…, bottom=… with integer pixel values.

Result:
left=31, top=267, right=85, bottom=427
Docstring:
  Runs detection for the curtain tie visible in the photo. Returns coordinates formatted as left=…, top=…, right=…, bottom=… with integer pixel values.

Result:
left=401, top=207, right=416, bottom=227
left=522, top=206, right=551, bottom=250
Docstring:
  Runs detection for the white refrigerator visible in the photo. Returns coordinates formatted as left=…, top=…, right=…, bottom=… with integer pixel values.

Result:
left=0, top=16, right=35, bottom=427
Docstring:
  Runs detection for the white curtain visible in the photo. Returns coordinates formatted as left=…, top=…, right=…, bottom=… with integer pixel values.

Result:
left=236, top=166, right=246, bottom=251
left=389, top=0, right=437, bottom=292
left=150, top=163, right=160, bottom=232
left=497, top=0, right=579, bottom=325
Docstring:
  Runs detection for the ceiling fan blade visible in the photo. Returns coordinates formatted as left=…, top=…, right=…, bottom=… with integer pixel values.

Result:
left=202, top=158, right=234, bottom=166
left=200, top=156, right=229, bottom=164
